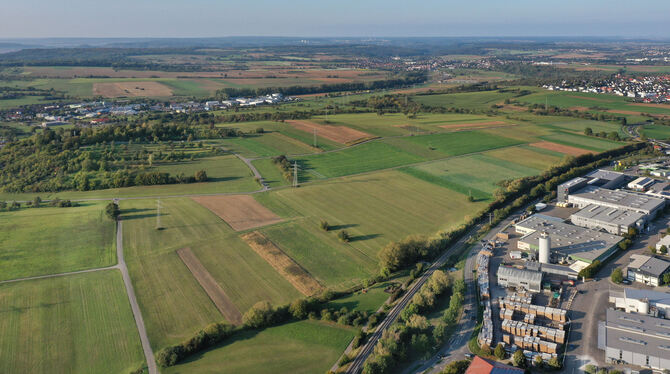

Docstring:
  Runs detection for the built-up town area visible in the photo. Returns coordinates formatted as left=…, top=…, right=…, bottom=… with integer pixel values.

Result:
left=475, top=155, right=670, bottom=371
left=543, top=74, right=670, bottom=103
left=1, top=92, right=294, bottom=129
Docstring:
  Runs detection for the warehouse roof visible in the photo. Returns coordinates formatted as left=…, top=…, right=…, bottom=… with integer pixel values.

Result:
left=611, top=288, right=670, bottom=307
left=570, top=187, right=665, bottom=213
left=571, top=204, right=645, bottom=227
left=497, top=266, right=542, bottom=284
left=627, top=254, right=670, bottom=278
left=559, top=177, right=588, bottom=189
left=604, top=308, right=670, bottom=359
left=516, top=214, right=622, bottom=262
left=586, top=169, right=625, bottom=182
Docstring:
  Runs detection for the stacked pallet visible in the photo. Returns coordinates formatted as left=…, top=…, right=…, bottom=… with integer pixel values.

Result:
left=501, top=319, right=566, bottom=344
left=502, top=334, right=558, bottom=354
left=498, top=298, right=567, bottom=323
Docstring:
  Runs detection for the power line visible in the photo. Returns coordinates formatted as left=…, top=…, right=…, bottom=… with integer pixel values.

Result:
left=156, top=199, right=162, bottom=230
left=292, top=161, right=298, bottom=188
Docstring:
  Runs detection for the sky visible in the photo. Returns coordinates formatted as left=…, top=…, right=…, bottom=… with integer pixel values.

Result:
left=1, top=0, right=669, bottom=38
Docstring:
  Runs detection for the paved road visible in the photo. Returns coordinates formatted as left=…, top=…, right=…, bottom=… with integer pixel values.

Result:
left=234, top=154, right=269, bottom=191
left=346, top=222, right=484, bottom=374
left=116, top=219, right=158, bottom=374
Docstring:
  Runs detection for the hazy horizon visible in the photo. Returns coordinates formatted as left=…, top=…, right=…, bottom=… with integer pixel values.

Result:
left=1, top=0, right=669, bottom=39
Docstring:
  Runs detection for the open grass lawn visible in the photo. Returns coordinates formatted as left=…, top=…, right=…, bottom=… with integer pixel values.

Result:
left=402, top=153, right=543, bottom=200
left=216, top=121, right=342, bottom=152
left=0, top=154, right=259, bottom=202
left=540, top=131, right=623, bottom=152
left=254, top=170, right=489, bottom=262
left=121, top=198, right=301, bottom=349
left=295, top=141, right=425, bottom=180
left=641, top=124, right=670, bottom=140
left=538, top=119, right=627, bottom=137
left=326, top=282, right=394, bottom=315
left=0, top=202, right=115, bottom=281
left=164, top=320, right=355, bottom=374
left=0, top=270, right=144, bottom=374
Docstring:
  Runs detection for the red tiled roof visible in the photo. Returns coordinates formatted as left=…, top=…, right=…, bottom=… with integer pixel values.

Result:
left=465, top=356, right=525, bottom=374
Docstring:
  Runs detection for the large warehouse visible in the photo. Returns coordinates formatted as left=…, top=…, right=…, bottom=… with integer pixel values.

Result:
left=568, top=187, right=665, bottom=218
left=496, top=266, right=543, bottom=293
left=557, top=169, right=626, bottom=203
left=515, top=214, right=623, bottom=264
left=570, top=204, right=645, bottom=235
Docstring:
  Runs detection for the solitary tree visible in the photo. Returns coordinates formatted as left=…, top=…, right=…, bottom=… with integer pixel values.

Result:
left=194, top=170, right=208, bottom=182
left=661, top=245, right=668, bottom=255
left=105, top=202, right=120, bottom=220
left=611, top=268, right=624, bottom=284
left=548, top=357, right=561, bottom=369
left=663, top=273, right=670, bottom=285
left=584, top=127, right=593, bottom=136
left=320, top=220, right=330, bottom=231
left=32, top=196, right=42, bottom=208
left=338, top=230, right=350, bottom=242
left=534, top=355, right=543, bottom=367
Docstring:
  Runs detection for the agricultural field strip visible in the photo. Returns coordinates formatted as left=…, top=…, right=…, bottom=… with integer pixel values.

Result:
left=176, top=248, right=243, bottom=324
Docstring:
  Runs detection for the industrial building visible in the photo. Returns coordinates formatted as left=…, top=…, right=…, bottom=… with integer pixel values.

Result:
left=609, top=288, right=670, bottom=317
left=497, top=266, right=543, bottom=293
left=570, top=204, right=645, bottom=235
left=626, top=254, right=670, bottom=287
left=525, top=262, right=579, bottom=279
left=568, top=187, right=665, bottom=218
left=628, top=176, right=655, bottom=191
left=557, top=169, right=626, bottom=203
left=515, top=214, right=623, bottom=264
left=646, top=182, right=670, bottom=199
left=598, top=308, right=670, bottom=370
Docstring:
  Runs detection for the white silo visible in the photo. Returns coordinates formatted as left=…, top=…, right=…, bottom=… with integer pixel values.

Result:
left=539, top=232, right=550, bottom=264
left=638, top=298, right=650, bottom=315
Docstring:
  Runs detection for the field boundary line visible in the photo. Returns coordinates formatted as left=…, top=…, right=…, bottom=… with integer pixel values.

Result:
left=0, top=265, right=118, bottom=284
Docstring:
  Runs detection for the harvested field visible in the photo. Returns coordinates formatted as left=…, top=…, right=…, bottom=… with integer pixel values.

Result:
left=191, top=195, right=283, bottom=231
left=529, top=141, right=593, bottom=156
left=438, top=121, right=514, bottom=131
left=93, top=81, right=172, bottom=97
left=286, top=120, right=374, bottom=145
left=177, top=248, right=243, bottom=324
left=241, top=232, right=322, bottom=296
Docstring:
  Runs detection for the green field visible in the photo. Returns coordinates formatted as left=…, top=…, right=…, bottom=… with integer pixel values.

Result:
left=413, top=90, right=528, bottom=110
left=540, top=131, right=623, bottom=151
left=0, top=270, right=144, bottom=374
left=221, top=132, right=318, bottom=158
left=251, top=158, right=291, bottom=188
left=121, top=198, right=302, bottom=349
left=402, top=152, right=544, bottom=200
left=641, top=124, right=670, bottom=140
left=255, top=170, right=489, bottom=264
left=164, top=320, right=355, bottom=374
left=0, top=202, right=115, bottom=281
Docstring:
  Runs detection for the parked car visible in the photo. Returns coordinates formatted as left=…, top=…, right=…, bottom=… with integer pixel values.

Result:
left=622, top=279, right=631, bottom=285
left=464, top=353, right=474, bottom=359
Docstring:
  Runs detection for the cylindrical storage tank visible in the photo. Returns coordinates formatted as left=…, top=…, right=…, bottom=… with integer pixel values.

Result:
left=539, top=232, right=550, bottom=264
left=638, top=298, right=649, bottom=314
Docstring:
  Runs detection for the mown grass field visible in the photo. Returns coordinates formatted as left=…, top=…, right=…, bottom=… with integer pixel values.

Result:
left=163, top=320, right=355, bottom=374
left=121, top=198, right=301, bottom=349
left=255, top=170, right=489, bottom=265
left=0, top=202, right=115, bottom=281
left=413, top=90, right=531, bottom=110
left=402, top=152, right=546, bottom=201
left=220, top=132, right=319, bottom=158
left=0, top=270, right=145, bottom=374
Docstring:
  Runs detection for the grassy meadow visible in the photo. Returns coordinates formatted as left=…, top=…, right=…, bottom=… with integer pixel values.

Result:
left=0, top=202, right=116, bottom=281
left=163, top=320, right=355, bottom=374
left=0, top=270, right=145, bottom=374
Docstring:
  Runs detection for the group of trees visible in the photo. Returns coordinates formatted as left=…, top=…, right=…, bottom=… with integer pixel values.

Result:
left=155, top=322, right=234, bottom=367
left=362, top=271, right=464, bottom=374
left=215, top=72, right=427, bottom=98
left=584, top=127, right=622, bottom=141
